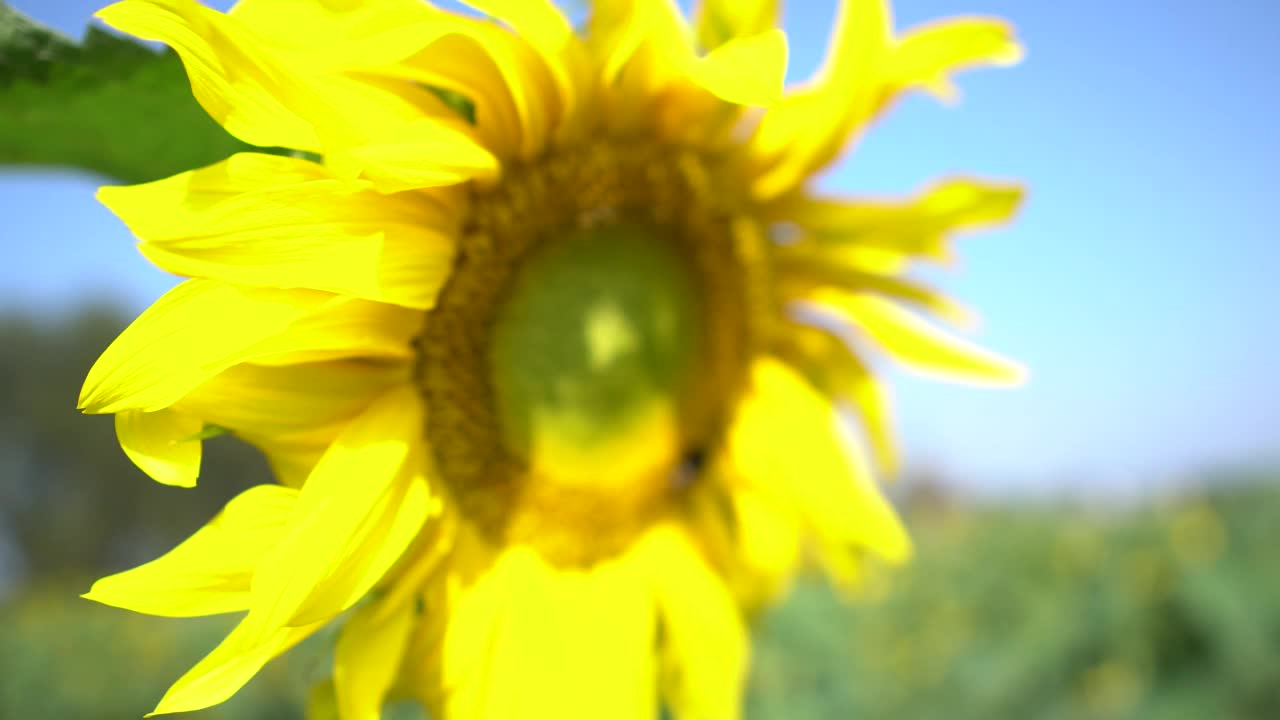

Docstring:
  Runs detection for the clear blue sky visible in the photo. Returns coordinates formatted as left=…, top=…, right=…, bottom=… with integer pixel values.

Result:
left=4, top=0, right=1278, bottom=495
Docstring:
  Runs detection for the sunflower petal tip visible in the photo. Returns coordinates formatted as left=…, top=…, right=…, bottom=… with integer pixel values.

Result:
left=94, top=184, right=129, bottom=213
left=150, top=688, right=189, bottom=717
left=1008, top=364, right=1030, bottom=387
left=692, top=27, right=789, bottom=108
left=924, top=80, right=962, bottom=105
left=77, top=386, right=106, bottom=414
left=946, top=306, right=981, bottom=332
left=141, top=465, right=200, bottom=489
left=80, top=579, right=121, bottom=608
left=91, top=3, right=118, bottom=23
left=93, top=0, right=144, bottom=29
left=972, top=361, right=1028, bottom=389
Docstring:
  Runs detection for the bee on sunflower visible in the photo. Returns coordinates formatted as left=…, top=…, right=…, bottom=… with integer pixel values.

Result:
left=79, top=0, right=1025, bottom=717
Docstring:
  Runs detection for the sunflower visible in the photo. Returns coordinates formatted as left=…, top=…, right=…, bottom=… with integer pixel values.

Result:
left=79, top=0, right=1024, bottom=717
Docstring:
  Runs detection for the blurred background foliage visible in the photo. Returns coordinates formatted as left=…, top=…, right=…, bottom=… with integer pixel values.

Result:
left=748, top=475, right=1280, bottom=720
left=2, top=2, right=1279, bottom=719
left=1, top=308, right=1277, bottom=720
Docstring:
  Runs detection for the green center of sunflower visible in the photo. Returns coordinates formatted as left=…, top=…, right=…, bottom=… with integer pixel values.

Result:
left=489, top=223, right=701, bottom=485
left=418, top=141, right=771, bottom=564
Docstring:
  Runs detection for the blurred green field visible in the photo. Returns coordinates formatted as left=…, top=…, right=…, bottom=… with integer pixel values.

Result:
left=747, top=474, right=1280, bottom=720
left=4, top=474, right=1277, bottom=719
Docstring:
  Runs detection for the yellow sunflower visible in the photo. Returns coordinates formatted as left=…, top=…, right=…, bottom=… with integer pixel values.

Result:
left=79, top=0, right=1025, bottom=717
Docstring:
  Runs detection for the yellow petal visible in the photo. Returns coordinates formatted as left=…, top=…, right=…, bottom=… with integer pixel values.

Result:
left=173, top=358, right=405, bottom=492
left=593, top=1, right=784, bottom=110
left=814, top=291, right=1027, bottom=386
left=81, top=281, right=313, bottom=414
left=887, top=17, right=1023, bottom=103
left=772, top=322, right=900, bottom=476
left=373, top=509, right=457, bottom=624
left=694, top=0, right=779, bottom=51
left=443, top=23, right=557, bottom=161
left=97, top=0, right=469, bottom=165
left=334, top=597, right=416, bottom=720
left=640, top=525, right=747, bottom=720
left=175, top=360, right=409, bottom=439
left=95, top=0, right=320, bottom=150
left=98, top=153, right=460, bottom=309
left=459, top=0, right=591, bottom=143
left=778, top=255, right=977, bottom=329
left=461, top=0, right=572, bottom=55
left=243, top=295, right=422, bottom=366
left=332, top=117, right=501, bottom=193
left=79, top=280, right=418, bottom=414
left=245, top=386, right=433, bottom=640
left=225, top=0, right=498, bottom=152
left=102, top=152, right=354, bottom=220
left=749, top=5, right=1023, bottom=199
left=228, top=0, right=486, bottom=152
left=292, top=468, right=432, bottom=627
left=240, top=426, right=338, bottom=489
left=687, top=28, right=788, bottom=107
left=726, top=485, right=804, bottom=605
left=748, top=0, right=891, bottom=198
left=772, top=177, right=1025, bottom=263
left=114, top=407, right=204, bottom=487
left=684, top=481, right=803, bottom=610
left=386, top=29, right=525, bottom=159
left=151, top=614, right=323, bottom=716
left=424, top=535, right=658, bottom=720
left=357, top=9, right=563, bottom=160
left=727, top=357, right=911, bottom=583
left=587, top=0, right=649, bottom=85
left=229, top=0, right=439, bottom=66
left=680, top=476, right=798, bottom=609
left=84, top=484, right=297, bottom=617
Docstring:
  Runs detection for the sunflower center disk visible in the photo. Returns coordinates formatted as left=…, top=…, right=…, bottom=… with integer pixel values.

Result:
left=419, top=142, right=769, bottom=564
left=489, top=223, right=700, bottom=490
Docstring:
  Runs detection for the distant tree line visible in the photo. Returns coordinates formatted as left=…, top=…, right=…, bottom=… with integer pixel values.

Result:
left=0, top=304, right=273, bottom=588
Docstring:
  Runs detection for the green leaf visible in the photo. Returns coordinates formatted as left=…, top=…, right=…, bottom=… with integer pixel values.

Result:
left=425, top=85, right=477, bottom=126
left=0, top=2, right=251, bottom=183
left=182, top=424, right=233, bottom=442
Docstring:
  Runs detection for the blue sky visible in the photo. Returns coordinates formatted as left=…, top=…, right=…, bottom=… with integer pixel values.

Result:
left=4, top=0, right=1278, bottom=495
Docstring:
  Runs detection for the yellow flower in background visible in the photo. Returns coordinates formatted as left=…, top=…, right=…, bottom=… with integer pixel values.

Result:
left=78, top=0, right=1024, bottom=717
